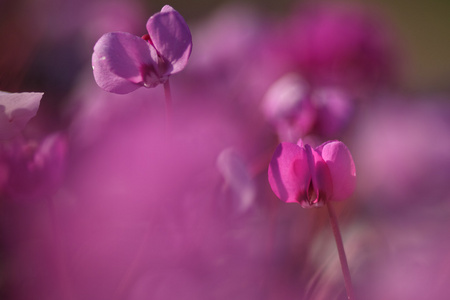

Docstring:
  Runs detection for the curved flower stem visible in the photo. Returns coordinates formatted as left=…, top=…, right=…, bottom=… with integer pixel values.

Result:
left=326, top=201, right=355, bottom=300
left=163, top=80, right=173, bottom=138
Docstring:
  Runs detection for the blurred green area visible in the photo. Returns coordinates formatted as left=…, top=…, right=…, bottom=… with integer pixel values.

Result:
left=361, top=0, right=450, bottom=93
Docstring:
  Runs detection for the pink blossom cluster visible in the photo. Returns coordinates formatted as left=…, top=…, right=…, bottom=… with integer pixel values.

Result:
left=1, top=1, right=450, bottom=300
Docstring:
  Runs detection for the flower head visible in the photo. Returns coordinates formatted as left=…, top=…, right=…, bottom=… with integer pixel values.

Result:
left=268, top=139, right=356, bottom=208
left=92, top=5, right=192, bottom=94
left=262, top=74, right=354, bottom=141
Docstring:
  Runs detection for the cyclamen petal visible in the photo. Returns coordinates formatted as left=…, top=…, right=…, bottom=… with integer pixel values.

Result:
left=0, top=91, right=43, bottom=140
left=146, top=5, right=192, bottom=74
left=268, top=142, right=310, bottom=203
left=92, top=32, right=157, bottom=94
left=316, top=140, right=356, bottom=201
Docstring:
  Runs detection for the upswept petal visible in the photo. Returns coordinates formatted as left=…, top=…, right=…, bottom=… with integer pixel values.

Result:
left=146, top=5, right=192, bottom=74
left=160, top=5, right=174, bottom=13
left=0, top=91, right=42, bottom=140
left=92, top=32, right=155, bottom=94
left=268, top=142, right=310, bottom=203
left=316, top=140, right=356, bottom=201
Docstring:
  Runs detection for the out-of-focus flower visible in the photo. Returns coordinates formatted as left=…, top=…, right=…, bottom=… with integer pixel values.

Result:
left=262, top=74, right=314, bottom=140
left=262, top=73, right=354, bottom=141
left=268, top=139, right=356, bottom=208
left=0, top=133, right=68, bottom=200
left=216, top=148, right=256, bottom=214
left=92, top=5, right=192, bottom=94
left=311, top=87, right=354, bottom=137
left=0, top=91, right=43, bottom=140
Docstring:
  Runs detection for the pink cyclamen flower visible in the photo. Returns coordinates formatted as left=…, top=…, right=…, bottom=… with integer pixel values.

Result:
left=268, top=139, right=356, bottom=208
left=92, top=5, right=192, bottom=94
left=0, top=91, right=43, bottom=140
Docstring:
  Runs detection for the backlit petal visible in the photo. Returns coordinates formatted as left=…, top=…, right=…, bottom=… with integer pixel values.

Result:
left=316, top=140, right=356, bottom=201
left=268, top=142, right=310, bottom=203
left=146, top=6, right=192, bottom=74
left=92, top=32, right=155, bottom=94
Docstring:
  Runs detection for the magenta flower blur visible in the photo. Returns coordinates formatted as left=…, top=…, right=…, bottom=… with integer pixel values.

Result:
left=268, top=139, right=356, bottom=208
left=92, top=5, right=192, bottom=94
left=279, top=2, right=398, bottom=90
left=1, top=133, right=67, bottom=200
left=262, top=74, right=354, bottom=141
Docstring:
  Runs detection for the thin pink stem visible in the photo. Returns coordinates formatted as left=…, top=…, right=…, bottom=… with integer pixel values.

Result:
left=163, top=80, right=172, bottom=137
left=326, top=201, right=355, bottom=300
